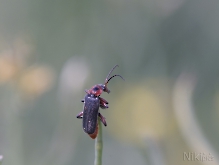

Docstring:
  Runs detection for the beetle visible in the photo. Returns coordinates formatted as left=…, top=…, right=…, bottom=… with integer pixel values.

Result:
left=76, top=65, right=124, bottom=139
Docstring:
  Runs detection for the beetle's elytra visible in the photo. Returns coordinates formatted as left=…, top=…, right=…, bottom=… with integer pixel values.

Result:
left=76, top=65, right=124, bottom=139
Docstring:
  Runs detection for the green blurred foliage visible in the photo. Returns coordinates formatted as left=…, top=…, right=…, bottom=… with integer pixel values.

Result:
left=0, top=0, right=219, bottom=165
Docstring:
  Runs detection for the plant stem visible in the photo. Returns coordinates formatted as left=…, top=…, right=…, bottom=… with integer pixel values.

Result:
left=94, top=118, right=103, bottom=165
left=0, top=155, right=3, bottom=165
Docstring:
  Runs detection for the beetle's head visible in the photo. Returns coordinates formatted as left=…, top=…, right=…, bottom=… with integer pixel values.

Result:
left=87, top=65, right=123, bottom=96
left=99, top=84, right=110, bottom=94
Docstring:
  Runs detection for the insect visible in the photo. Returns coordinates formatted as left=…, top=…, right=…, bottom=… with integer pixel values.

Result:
left=76, top=65, right=124, bottom=139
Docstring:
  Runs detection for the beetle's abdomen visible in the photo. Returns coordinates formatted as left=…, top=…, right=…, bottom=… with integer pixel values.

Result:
left=83, top=94, right=100, bottom=134
left=89, top=124, right=98, bottom=139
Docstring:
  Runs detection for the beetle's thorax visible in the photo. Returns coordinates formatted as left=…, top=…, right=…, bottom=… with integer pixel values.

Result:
left=87, top=84, right=103, bottom=96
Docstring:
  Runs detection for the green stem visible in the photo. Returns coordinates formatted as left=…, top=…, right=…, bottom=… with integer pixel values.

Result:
left=94, top=118, right=103, bottom=165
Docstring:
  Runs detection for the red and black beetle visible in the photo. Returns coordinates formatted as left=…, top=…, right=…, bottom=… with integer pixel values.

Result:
left=76, top=65, right=124, bottom=139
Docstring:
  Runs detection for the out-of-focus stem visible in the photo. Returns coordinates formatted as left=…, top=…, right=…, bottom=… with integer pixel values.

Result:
left=173, top=73, right=219, bottom=165
left=0, top=155, right=3, bottom=165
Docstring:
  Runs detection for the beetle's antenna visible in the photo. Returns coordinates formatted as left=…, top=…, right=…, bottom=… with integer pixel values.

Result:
left=106, top=74, right=124, bottom=84
left=105, top=65, right=119, bottom=83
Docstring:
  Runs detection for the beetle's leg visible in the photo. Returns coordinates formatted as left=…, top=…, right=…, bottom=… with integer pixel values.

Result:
left=99, top=97, right=109, bottom=109
left=81, top=99, right=84, bottom=102
left=76, top=111, right=83, bottom=119
left=99, top=97, right=108, bottom=104
left=100, top=103, right=108, bottom=109
left=98, top=113, right=107, bottom=126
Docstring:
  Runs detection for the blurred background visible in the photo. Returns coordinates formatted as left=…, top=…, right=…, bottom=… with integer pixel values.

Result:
left=0, top=0, right=219, bottom=165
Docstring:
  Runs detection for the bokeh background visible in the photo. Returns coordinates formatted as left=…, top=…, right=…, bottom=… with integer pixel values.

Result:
left=0, top=0, right=219, bottom=165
